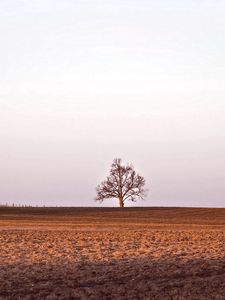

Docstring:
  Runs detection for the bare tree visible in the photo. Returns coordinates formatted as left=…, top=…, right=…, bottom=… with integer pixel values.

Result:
left=95, top=158, right=147, bottom=208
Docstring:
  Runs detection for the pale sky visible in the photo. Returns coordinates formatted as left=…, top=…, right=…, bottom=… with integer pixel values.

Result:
left=0, top=0, right=225, bottom=207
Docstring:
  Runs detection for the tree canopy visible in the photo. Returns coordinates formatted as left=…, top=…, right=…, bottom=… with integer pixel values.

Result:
left=95, top=158, right=147, bottom=207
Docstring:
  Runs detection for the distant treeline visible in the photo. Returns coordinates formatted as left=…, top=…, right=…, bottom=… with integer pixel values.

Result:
left=0, top=203, right=43, bottom=208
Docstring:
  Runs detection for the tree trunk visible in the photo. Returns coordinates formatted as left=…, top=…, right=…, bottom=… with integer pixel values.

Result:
left=119, top=196, right=124, bottom=208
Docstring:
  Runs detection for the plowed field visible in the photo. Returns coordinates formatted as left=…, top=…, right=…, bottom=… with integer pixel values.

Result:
left=0, top=207, right=225, bottom=299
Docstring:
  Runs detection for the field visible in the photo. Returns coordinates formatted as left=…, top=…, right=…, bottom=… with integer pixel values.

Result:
left=0, top=207, right=225, bottom=299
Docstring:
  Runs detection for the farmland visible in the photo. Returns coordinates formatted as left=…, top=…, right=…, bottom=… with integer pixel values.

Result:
left=0, top=207, right=225, bottom=299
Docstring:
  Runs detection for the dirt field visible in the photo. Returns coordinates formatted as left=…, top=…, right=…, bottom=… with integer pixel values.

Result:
left=0, top=207, right=225, bottom=299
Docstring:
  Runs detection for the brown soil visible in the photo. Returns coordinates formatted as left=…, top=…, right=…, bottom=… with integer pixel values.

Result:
left=0, top=207, right=225, bottom=299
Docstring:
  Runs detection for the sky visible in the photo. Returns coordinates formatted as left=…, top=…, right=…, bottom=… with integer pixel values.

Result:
left=0, top=0, right=225, bottom=207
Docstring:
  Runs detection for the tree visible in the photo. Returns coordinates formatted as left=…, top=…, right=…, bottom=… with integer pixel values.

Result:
left=95, top=158, right=147, bottom=208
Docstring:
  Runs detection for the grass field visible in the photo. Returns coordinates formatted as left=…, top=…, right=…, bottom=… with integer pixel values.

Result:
left=1, top=207, right=225, bottom=299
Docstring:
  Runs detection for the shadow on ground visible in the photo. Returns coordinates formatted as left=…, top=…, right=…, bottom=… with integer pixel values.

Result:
left=1, top=257, right=225, bottom=300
